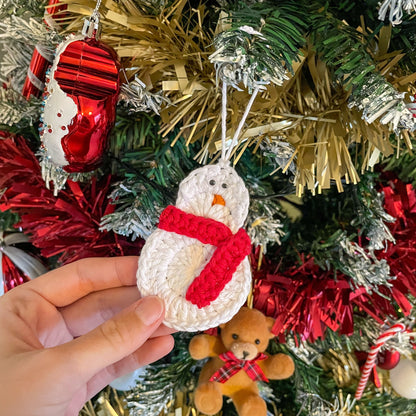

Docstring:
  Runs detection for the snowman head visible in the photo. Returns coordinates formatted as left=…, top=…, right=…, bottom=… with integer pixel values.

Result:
left=176, top=162, right=249, bottom=229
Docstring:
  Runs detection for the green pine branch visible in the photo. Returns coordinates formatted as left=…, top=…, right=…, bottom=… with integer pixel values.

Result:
left=309, top=3, right=415, bottom=131
left=126, top=333, right=199, bottom=416
left=0, top=209, right=19, bottom=232
left=211, top=0, right=308, bottom=88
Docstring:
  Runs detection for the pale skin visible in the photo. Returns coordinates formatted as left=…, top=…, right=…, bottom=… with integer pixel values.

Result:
left=0, top=256, right=175, bottom=416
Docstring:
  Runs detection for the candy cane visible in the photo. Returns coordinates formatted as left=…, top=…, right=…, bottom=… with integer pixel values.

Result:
left=355, top=323, right=406, bottom=399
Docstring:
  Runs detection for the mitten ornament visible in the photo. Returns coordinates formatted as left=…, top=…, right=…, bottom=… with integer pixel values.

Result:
left=137, top=161, right=252, bottom=331
left=40, top=3, right=120, bottom=192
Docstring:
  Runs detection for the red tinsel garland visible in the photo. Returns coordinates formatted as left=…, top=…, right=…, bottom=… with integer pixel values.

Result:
left=252, top=252, right=401, bottom=343
left=0, top=134, right=140, bottom=264
left=253, top=178, right=416, bottom=343
left=2, top=132, right=416, bottom=343
left=376, top=178, right=416, bottom=302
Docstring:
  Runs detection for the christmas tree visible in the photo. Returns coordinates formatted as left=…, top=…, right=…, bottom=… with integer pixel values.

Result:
left=1, top=0, right=416, bottom=414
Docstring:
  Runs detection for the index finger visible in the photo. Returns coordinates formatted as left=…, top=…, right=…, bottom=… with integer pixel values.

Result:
left=25, top=256, right=139, bottom=307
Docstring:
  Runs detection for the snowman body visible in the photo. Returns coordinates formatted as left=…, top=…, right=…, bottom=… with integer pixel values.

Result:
left=137, top=163, right=251, bottom=331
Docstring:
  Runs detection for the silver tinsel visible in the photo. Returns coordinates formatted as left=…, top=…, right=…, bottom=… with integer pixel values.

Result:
left=287, top=314, right=416, bottom=365
left=261, top=136, right=297, bottom=175
left=39, top=149, right=94, bottom=196
left=209, top=27, right=289, bottom=91
left=99, top=182, right=165, bottom=240
left=99, top=201, right=162, bottom=240
left=366, top=192, right=396, bottom=251
left=367, top=218, right=395, bottom=251
left=338, top=235, right=394, bottom=292
left=0, top=15, right=58, bottom=92
left=137, top=0, right=168, bottom=13
left=126, top=358, right=196, bottom=416
left=246, top=198, right=285, bottom=252
left=0, top=85, right=41, bottom=126
left=0, top=44, right=32, bottom=89
left=378, top=0, right=416, bottom=25
left=119, top=75, right=169, bottom=115
left=295, top=392, right=340, bottom=416
left=0, top=16, right=59, bottom=47
left=0, top=0, right=44, bottom=17
left=348, top=74, right=416, bottom=132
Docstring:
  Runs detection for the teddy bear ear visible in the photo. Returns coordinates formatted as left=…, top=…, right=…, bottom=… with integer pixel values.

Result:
left=266, top=316, right=276, bottom=339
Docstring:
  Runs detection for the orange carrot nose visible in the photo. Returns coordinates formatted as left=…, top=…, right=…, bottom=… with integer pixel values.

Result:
left=212, top=194, right=226, bottom=206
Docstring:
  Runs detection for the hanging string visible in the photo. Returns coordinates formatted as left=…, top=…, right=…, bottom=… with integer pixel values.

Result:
left=378, top=0, right=404, bottom=25
left=224, top=86, right=260, bottom=161
left=221, top=81, right=228, bottom=161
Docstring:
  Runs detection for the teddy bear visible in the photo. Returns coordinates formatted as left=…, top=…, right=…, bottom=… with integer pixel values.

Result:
left=189, top=307, right=295, bottom=416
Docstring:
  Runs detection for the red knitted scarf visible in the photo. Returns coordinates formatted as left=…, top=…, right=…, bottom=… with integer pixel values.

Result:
left=158, top=205, right=251, bottom=308
left=209, top=351, right=269, bottom=383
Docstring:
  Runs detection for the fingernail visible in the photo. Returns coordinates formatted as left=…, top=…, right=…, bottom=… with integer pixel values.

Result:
left=135, top=296, right=164, bottom=326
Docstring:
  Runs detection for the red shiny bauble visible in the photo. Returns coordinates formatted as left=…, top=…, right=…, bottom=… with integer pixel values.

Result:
left=40, top=35, right=120, bottom=173
left=377, top=349, right=401, bottom=370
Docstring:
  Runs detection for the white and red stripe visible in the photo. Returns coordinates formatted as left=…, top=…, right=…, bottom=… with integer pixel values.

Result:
left=355, top=323, right=406, bottom=400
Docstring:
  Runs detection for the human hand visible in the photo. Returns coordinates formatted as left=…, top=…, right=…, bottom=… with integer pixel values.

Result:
left=0, top=256, right=174, bottom=416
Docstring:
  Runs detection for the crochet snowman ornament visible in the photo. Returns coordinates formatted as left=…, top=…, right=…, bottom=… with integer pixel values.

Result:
left=137, top=160, right=252, bottom=331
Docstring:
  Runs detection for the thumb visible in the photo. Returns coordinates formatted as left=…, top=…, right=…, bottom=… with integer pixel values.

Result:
left=52, top=296, right=165, bottom=381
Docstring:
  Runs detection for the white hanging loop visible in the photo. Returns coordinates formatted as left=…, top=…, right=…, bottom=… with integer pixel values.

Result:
left=220, top=80, right=228, bottom=162
left=220, top=83, right=260, bottom=162
left=225, top=85, right=260, bottom=161
left=378, top=0, right=404, bottom=25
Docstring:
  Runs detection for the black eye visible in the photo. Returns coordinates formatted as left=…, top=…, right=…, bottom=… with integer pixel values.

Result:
left=221, top=183, right=227, bottom=188
left=232, top=333, right=238, bottom=340
left=255, top=339, right=260, bottom=345
left=209, top=179, right=216, bottom=186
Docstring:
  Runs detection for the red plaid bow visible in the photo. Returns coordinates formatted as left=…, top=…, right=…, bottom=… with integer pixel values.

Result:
left=209, top=351, right=269, bottom=383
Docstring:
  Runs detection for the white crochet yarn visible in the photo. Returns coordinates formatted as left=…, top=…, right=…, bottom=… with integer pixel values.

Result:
left=137, top=161, right=251, bottom=331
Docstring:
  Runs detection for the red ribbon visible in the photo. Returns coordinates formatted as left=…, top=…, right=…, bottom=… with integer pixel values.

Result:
left=158, top=205, right=251, bottom=308
left=209, top=351, right=269, bottom=383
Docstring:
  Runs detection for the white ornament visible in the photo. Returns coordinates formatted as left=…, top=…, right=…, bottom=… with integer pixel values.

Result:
left=137, top=161, right=251, bottom=331
left=390, top=358, right=416, bottom=399
left=109, top=367, right=146, bottom=391
left=41, top=34, right=82, bottom=168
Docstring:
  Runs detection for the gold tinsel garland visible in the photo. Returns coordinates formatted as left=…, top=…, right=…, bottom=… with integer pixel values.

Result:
left=80, top=388, right=221, bottom=416
left=54, top=0, right=415, bottom=195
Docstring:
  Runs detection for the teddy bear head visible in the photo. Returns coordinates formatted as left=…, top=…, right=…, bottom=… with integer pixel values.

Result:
left=219, top=307, right=275, bottom=360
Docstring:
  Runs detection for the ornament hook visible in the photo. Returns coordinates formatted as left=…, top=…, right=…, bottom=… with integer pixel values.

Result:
left=82, top=0, right=103, bottom=39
